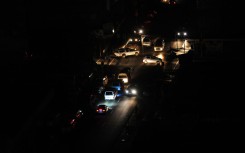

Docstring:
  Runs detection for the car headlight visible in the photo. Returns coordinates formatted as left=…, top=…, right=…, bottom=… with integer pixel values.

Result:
left=123, top=78, right=128, bottom=83
left=131, top=89, right=137, bottom=94
left=125, top=90, right=129, bottom=93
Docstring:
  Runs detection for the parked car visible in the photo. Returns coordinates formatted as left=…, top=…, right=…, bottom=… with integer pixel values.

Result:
left=142, top=37, right=152, bottom=46
left=113, top=47, right=140, bottom=58
left=154, top=38, right=165, bottom=51
left=143, top=55, right=163, bottom=66
left=125, top=41, right=141, bottom=50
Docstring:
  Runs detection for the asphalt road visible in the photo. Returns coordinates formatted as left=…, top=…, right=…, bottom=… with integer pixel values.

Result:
left=4, top=46, right=243, bottom=153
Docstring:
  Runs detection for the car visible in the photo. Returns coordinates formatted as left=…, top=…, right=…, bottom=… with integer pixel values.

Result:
left=96, top=105, right=109, bottom=114
left=169, top=0, right=176, bottom=5
left=142, top=37, right=152, bottom=46
left=125, top=41, right=141, bottom=50
left=143, top=55, right=163, bottom=66
left=117, top=73, right=129, bottom=84
left=120, top=67, right=132, bottom=81
left=154, top=38, right=165, bottom=51
left=67, top=109, right=84, bottom=129
left=125, top=84, right=138, bottom=96
left=113, top=47, right=140, bottom=58
left=45, top=108, right=86, bottom=137
left=104, top=90, right=117, bottom=100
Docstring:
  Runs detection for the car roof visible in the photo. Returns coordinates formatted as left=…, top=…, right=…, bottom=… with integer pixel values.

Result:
left=118, top=73, right=127, bottom=76
left=109, top=79, right=124, bottom=83
left=104, top=86, right=117, bottom=91
left=97, top=105, right=107, bottom=108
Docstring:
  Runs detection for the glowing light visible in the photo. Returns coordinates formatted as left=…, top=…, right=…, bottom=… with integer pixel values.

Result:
left=138, top=29, right=143, bottom=34
left=123, top=78, right=128, bottom=83
left=156, top=53, right=165, bottom=61
left=131, top=89, right=137, bottom=94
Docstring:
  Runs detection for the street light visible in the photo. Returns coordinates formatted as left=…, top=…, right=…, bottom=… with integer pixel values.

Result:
left=138, top=29, right=143, bottom=35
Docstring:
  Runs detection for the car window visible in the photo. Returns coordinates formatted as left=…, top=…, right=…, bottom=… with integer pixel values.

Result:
left=143, top=38, right=150, bottom=42
left=155, top=39, right=163, bottom=46
left=105, top=91, right=113, bottom=95
left=118, top=49, right=125, bottom=53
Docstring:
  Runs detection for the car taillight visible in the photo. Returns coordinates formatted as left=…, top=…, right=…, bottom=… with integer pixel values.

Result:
left=70, top=119, right=76, bottom=125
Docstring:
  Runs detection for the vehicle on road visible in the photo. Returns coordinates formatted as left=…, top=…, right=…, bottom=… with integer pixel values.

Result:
left=117, top=73, right=129, bottom=84
left=143, top=55, right=163, bottom=66
left=104, top=90, right=118, bottom=100
left=125, top=84, right=138, bottom=96
left=96, top=105, right=109, bottom=114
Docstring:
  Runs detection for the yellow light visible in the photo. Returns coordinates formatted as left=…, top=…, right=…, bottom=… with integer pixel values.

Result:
left=156, top=53, right=164, bottom=61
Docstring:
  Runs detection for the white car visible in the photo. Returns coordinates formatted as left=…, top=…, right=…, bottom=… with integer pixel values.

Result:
left=117, top=73, right=129, bottom=83
left=114, top=47, right=140, bottom=58
left=143, top=55, right=163, bottom=65
left=104, top=90, right=117, bottom=100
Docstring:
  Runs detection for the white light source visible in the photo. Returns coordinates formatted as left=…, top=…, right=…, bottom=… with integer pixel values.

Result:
left=138, top=29, right=143, bottom=34
left=131, top=89, right=137, bottom=94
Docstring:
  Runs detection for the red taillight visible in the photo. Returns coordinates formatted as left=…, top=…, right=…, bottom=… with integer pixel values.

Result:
left=70, top=119, right=75, bottom=125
